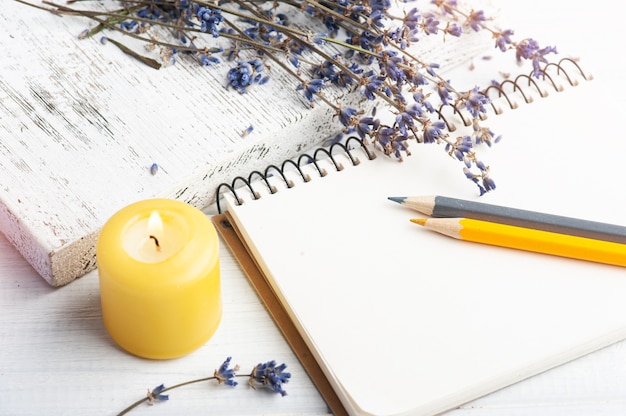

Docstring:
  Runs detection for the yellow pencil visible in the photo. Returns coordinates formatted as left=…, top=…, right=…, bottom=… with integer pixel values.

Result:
left=411, top=217, right=626, bottom=267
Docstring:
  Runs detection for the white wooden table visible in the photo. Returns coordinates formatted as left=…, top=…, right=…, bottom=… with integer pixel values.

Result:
left=2, top=208, right=626, bottom=416
left=3, top=1, right=626, bottom=415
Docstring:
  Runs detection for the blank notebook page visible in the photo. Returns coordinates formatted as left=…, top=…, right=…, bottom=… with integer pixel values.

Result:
left=224, top=59, right=626, bottom=416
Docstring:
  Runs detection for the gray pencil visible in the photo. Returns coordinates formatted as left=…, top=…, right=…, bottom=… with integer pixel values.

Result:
left=388, top=195, right=626, bottom=245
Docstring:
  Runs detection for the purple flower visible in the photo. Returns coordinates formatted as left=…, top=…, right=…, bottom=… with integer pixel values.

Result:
left=120, top=19, right=138, bottom=32
left=215, top=356, right=239, bottom=387
left=437, top=81, right=453, bottom=105
left=146, top=384, right=169, bottom=404
left=196, top=6, right=223, bottom=37
left=312, top=59, right=336, bottom=81
left=464, top=86, right=490, bottom=118
left=515, top=38, right=540, bottom=60
left=494, top=29, right=514, bottom=52
left=384, top=28, right=400, bottom=47
left=396, top=104, right=423, bottom=134
left=421, top=13, right=440, bottom=35
left=288, top=53, right=300, bottom=68
left=403, top=8, right=420, bottom=30
left=337, top=107, right=358, bottom=127
left=409, top=71, right=427, bottom=87
left=413, top=90, right=435, bottom=112
left=370, top=0, right=391, bottom=13
left=368, top=10, right=385, bottom=28
left=378, top=126, right=396, bottom=148
left=390, top=133, right=410, bottom=159
left=199, top=53, right=220, bottom=66
left=349, top=30, right=383, bottom=54
left=298, top=79, right=325, bottom=101
left=334, top=62, right=361, bottom=87
left=356, top=115, right=379, bottom=139
left=467, top=9, right=486, bottom=32
left=472, top=119, right=501, bottom=146
left=515, top=38, right=558, bottom=77
left=378, top=50, right=403, bottom=82
left=241, top=125, right=254, bottom=137
left=423, top=121, right=447, bottom=143
left=463, top=165, right=495, bottom=195
left=228, top=59, right=267, bottom=93
left=444, top=22, right=462, bottom=37
left=323, top=14, right=340, bottom=37
left=426, top=62, right=440, bottom=77
left=359, top=71, right=385, bottom=100
left=249, top=360, right=291, bottom=396
left=446, top=135, right=473, bottom=163
left=482, top=175, right=496, bottom=192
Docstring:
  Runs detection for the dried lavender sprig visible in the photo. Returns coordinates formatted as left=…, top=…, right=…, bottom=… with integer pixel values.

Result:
left=34, top=0, right=544, bottom=112
left=21, top=0, right=565, bottom=195
left=116, top=357, right=291, bottom=416
left=432, top=1, right=558, bottom=77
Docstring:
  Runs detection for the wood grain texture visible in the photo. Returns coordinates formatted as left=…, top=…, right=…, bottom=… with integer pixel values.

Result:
left=0, top=225, right=332, bottom=416
left=2, top=219, right=626, bottom=416
left=0, top=1, right=492, bottom=286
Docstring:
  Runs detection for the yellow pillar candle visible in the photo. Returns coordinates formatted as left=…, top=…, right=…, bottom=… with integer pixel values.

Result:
left=96, top=198, right=221, bottom=359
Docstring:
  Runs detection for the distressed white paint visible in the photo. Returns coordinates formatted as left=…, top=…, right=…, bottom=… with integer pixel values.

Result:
left=1, top=1, right=492, bottom=286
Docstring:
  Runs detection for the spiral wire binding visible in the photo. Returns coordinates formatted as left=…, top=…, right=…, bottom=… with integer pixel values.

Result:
left=217, top=59, right=588, bottom=213
left=216, top=136, right=375, bottom=213
left=436, top=58, right=590, bottom=131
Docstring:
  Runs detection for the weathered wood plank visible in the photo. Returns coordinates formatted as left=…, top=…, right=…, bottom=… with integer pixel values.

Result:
left=1, top=1, right=491, bottom=286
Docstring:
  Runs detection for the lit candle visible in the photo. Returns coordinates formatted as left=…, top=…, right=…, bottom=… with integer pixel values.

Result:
left=96, top=198, right=221, bottom=359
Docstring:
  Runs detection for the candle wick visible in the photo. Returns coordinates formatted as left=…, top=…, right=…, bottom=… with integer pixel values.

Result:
left=149, top=235, right=161, bottom=251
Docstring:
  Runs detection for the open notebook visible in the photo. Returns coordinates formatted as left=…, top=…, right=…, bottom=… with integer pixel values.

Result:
left=213, top=61, right=626, bottom=415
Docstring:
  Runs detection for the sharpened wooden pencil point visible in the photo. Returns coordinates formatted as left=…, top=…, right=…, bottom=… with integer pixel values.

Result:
left=388, top=196, right=407, bottom=204
left=410, top=218, right=427, bottom=226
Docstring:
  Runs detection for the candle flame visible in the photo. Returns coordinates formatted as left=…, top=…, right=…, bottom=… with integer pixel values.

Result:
left=147, top=211, right=163, bottom=251
left=148, top=210, right=163, bottom=234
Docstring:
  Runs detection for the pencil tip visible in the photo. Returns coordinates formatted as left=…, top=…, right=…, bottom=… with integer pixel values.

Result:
left=388, top=196, right=406, bottom=204
left=410, top=218, right=427, bottom=226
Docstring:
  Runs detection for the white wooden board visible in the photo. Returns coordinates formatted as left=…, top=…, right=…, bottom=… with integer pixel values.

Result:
left=1, top=1, right=491, bottom=286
